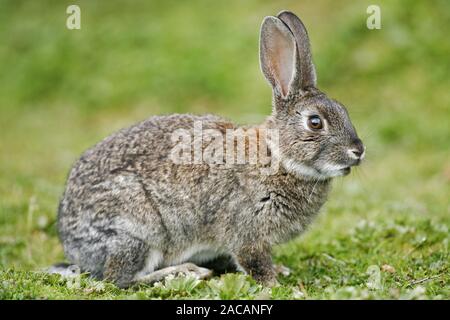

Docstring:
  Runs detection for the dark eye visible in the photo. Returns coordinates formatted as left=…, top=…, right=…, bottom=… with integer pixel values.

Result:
left=307, top=115, right=323, bottom=130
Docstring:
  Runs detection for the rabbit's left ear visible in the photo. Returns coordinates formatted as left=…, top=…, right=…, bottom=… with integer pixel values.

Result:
left=260, top=16, right=301, bottom=98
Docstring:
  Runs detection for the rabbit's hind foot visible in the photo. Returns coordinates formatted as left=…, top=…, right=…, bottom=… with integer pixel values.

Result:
left=134, top=263, right=213, bottom=285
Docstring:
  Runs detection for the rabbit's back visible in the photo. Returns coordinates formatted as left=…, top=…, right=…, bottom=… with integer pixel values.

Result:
left=65, top=113, right=233, bottom=176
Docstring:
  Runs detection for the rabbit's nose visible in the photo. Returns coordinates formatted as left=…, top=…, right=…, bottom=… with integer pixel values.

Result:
left=347, top=139, right=365, bottom=160
left=348, top=148, right=363, bottom=159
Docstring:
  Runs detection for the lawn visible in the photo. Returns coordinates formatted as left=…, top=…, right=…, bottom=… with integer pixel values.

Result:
left=0, top=0, right=449, bottom=299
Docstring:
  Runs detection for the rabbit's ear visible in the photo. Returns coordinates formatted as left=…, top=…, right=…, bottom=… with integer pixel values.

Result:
left=277, top=11, right=317, bottom=89
left=260, top=16, right=300, bottom=98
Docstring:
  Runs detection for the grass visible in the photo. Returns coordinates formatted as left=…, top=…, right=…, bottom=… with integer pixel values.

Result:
left=0, top=0, right=449, bottom=299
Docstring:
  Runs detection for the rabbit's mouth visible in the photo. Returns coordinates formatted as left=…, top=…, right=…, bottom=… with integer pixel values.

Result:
left=315, top=162, right=354, bottom=178
left=322, top=166, right=351, bottom=177
left=282, top=158, right=355, bottom=180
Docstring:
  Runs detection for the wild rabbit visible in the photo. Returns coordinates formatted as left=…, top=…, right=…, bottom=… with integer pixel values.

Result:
left=55, top=10, right=365, bottom=288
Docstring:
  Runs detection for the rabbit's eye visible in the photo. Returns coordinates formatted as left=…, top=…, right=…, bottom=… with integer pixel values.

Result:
left=307, top=115, right=323, bottom=130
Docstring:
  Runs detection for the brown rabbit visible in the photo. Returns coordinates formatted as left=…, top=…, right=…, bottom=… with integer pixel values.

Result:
left=54, top=11, right=365, bottom=288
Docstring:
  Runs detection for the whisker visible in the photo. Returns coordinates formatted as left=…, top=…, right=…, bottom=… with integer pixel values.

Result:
left=307, top=176, right=321, bottom=203
left=352, top=166, right=371, bottom=195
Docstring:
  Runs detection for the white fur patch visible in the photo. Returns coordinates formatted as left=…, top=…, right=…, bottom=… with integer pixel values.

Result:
left=134, top=250, right=164, bottom=279
left=282, top=158, right=326, bottom=180
left=282, top=158, right=347, bottom=180
left=45, top=264, right=80, bottom=277
left=347, top=149, right=359, bottom=160
left=319, top=163, right=348, bottom=177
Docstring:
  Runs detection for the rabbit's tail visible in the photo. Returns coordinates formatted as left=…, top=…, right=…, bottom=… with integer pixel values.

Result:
left=44, top=262, right=81, bottom=277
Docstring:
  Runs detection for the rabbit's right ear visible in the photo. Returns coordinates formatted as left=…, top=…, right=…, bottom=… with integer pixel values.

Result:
left=277, top=11, right=317, bottom=89
left=259, top=16, right=300, bottom=99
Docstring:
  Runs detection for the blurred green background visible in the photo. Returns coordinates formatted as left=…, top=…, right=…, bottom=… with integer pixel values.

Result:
left=0, top=0, right=448, bottom=299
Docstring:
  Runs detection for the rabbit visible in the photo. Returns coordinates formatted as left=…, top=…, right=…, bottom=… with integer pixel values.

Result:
left=55, top=10, right=365, bottom=288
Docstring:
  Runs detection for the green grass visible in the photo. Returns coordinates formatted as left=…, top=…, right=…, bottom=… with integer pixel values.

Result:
left=0, top=0, right=449, bottom=299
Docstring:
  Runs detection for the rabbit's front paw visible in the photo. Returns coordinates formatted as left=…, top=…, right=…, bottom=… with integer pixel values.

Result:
left=256, top=273, right=280, bottom=288
left=236, top=246, right=278, bottom=287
